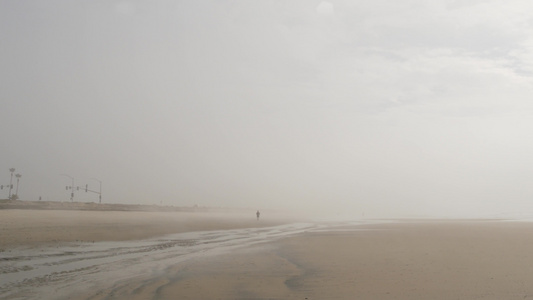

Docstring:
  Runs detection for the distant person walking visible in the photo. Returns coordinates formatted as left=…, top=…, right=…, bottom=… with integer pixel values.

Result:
left=256, top=210, right=260, bottom=220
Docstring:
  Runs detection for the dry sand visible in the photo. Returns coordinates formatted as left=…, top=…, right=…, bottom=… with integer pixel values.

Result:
left=4, top=210, right=533, bottom=299
left=74, top=221, right=533, bottom=300
left=0, top=209, right=286, bottom=249
left=277, top=221, right=533, bottom=300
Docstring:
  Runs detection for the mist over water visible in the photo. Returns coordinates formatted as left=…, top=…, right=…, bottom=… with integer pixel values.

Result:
left=2, top=1, right=533, bottom=218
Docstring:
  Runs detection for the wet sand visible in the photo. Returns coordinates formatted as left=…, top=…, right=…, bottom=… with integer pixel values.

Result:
left=73, top=221, right=533, bottom=300
left=4, top=212, right=533, bottom=299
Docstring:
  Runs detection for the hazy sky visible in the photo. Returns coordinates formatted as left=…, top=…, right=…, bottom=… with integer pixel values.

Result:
left=2, top=0, right=533, bottom=218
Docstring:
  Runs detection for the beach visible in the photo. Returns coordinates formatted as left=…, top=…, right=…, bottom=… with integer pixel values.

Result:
left=3, top=210, right=533, bottom=299
left=70, top=220, right=533, bottom=300
left=0, top=209, right=287, bottom=249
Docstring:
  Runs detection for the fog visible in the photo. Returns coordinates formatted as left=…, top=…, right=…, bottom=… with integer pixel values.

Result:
left=2, top=0, right=533, bottom=218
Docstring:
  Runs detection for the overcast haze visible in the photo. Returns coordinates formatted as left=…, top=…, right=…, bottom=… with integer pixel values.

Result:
left=2, top=0, right=533, bottom=218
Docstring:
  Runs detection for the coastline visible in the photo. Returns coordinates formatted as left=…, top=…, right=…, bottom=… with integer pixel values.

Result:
left=71, top=220, right=533, bottom=300
left=5, top=211, right=533, bottom=299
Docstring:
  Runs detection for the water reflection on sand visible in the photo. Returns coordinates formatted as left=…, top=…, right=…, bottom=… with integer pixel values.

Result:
left=2, top=222, right=371, bottom=300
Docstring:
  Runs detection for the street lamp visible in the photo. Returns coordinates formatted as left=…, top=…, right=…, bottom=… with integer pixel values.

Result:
left=8, top=168, right=15, bottom=200
left=15, top=174, right=21, bottom=199
left=60, top=174, right=75, bottom=202
left=90, top=178, right=102, bottom=204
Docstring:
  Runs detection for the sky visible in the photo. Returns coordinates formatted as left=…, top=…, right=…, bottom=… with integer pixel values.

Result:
left=2, top=0, right=533, bottom=218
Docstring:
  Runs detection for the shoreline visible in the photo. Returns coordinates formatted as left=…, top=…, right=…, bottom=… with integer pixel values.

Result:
left=5, top=211, right=533, bottom=299
left=69, top=220, right=533, bottom=300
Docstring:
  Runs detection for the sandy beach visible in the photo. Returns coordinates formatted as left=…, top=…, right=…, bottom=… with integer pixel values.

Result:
left=4, top=210, right=533, bottom=299
left=0, top=209, right=287, bottom=249
left=64, top=220, right=533, bottom=300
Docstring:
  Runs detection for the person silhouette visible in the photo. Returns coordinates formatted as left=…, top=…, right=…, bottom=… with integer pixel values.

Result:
left=256, top=210, right=260, bottom=220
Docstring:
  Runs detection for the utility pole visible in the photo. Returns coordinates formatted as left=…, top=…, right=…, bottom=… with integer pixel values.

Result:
left=90, top=178, right=102, bottom=203
left=8, top=168, right=15, bottom=200
left=15, top=174, right=21, bottom=199
left=60, top=174, right=75, bottom=202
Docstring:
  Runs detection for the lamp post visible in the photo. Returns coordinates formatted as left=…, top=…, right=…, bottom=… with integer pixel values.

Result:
left=90, top=178, right=102, bottom=203
left=15, top=174, right=21, bottom=199
left=60, top=174, right=75, bottom=202
left=8, top=168, right=15, bottom=200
